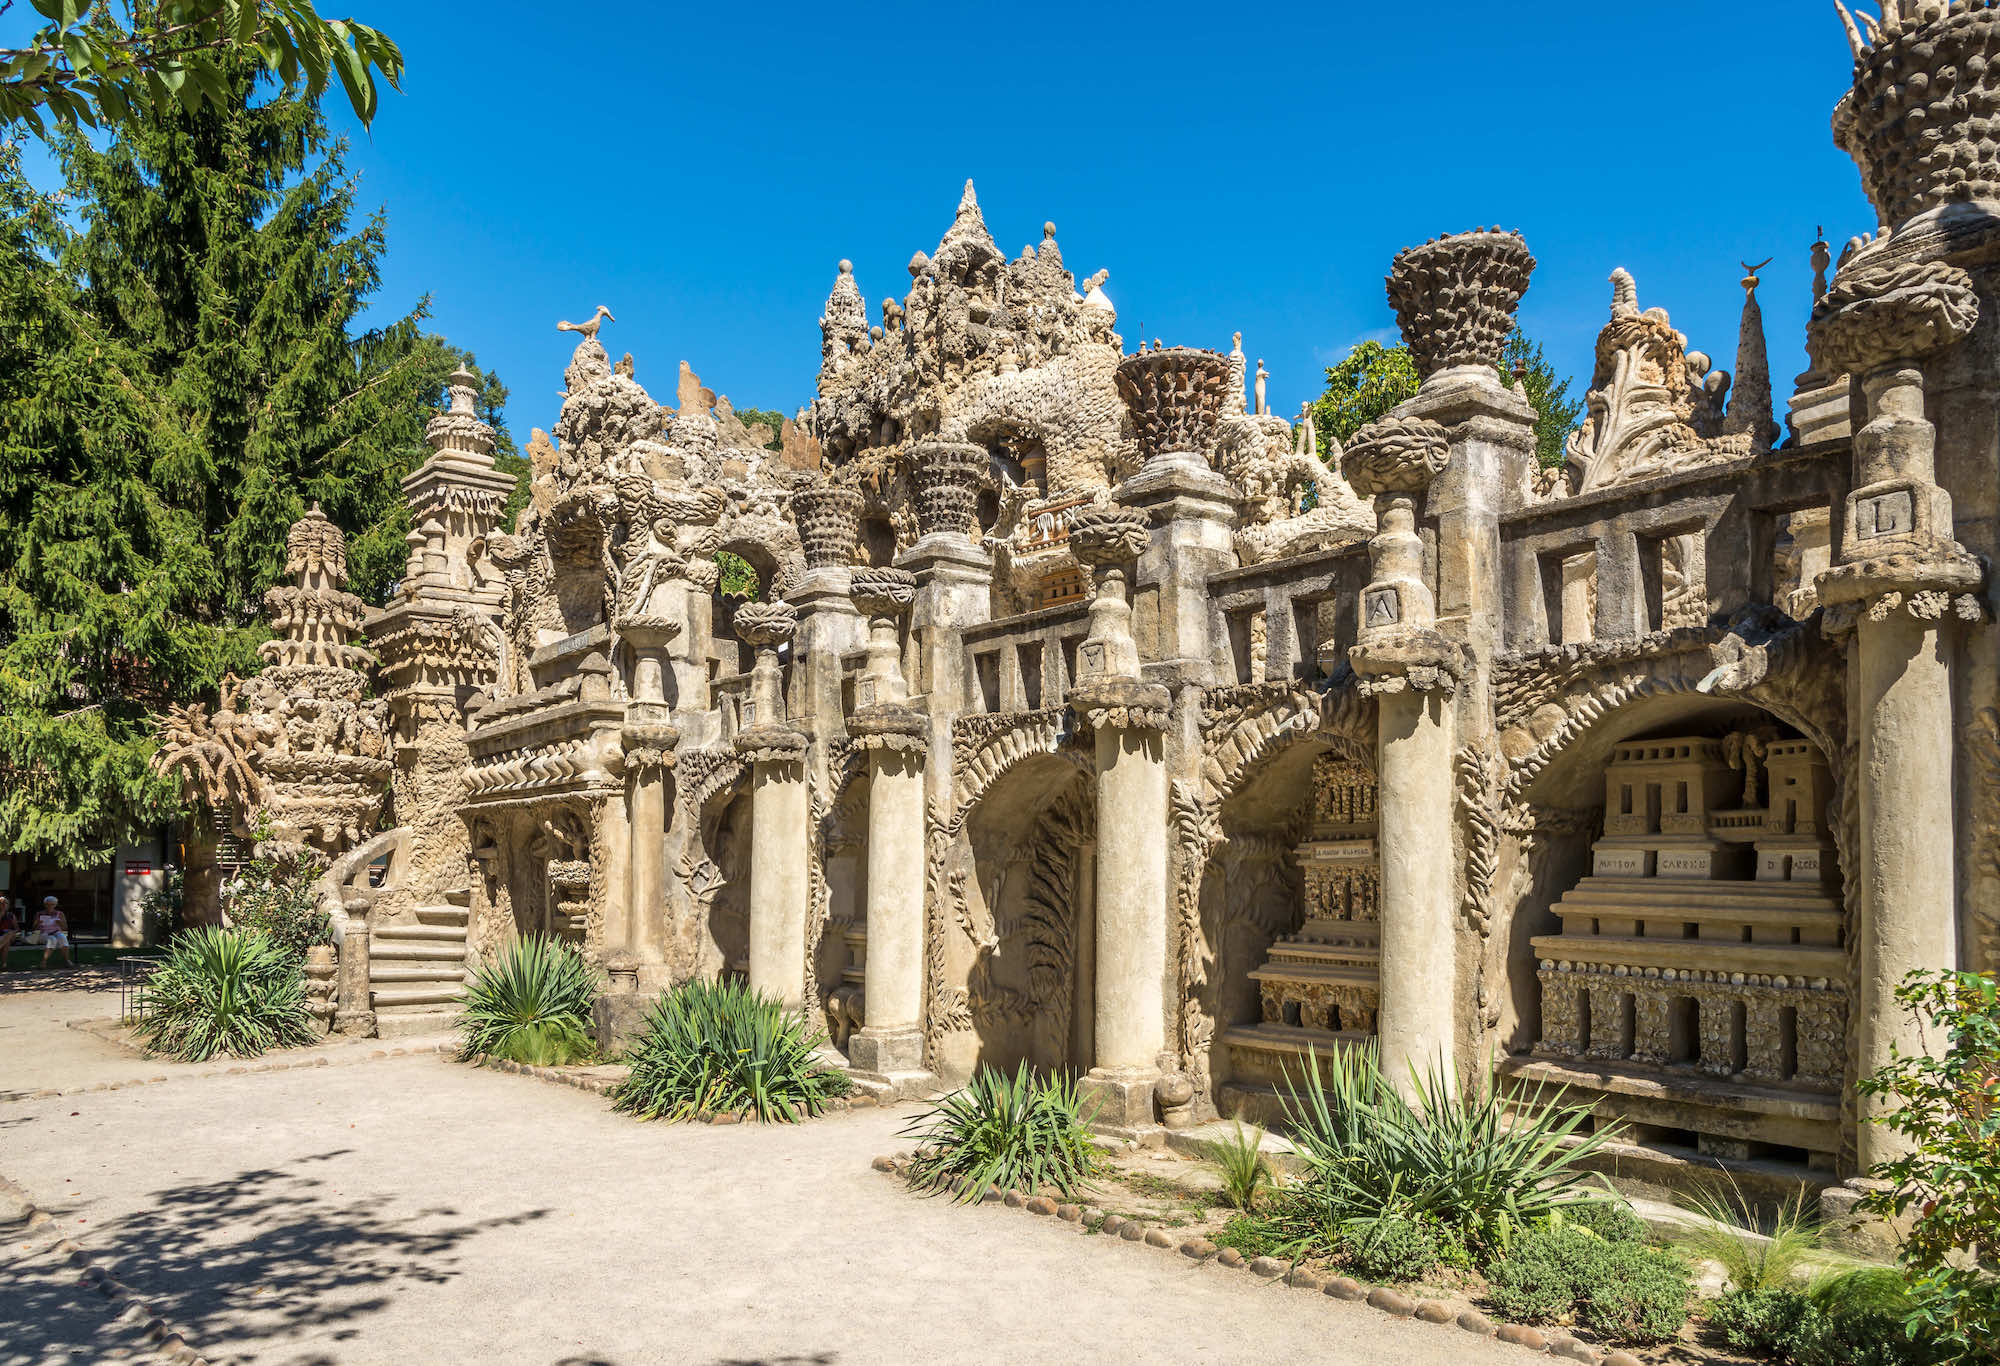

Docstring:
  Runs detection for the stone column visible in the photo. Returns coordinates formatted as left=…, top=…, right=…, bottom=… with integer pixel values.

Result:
left=789, top=483, right=867, bottom=734
left=1344, top=416, right=1465, bottom=1097
left=845, top=568, right=934, bottom=1093
left=1069, top=505, right=1174, bottom=1136
left=333, top=891, right=376, bottom=1037
left=616, top=616, right=680, bottom=976
left=733, top=600, right=812, bottom=1012
left=1811, top=259, right=1984, bottom=1168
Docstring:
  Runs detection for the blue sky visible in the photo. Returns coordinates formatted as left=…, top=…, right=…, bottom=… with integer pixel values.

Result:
left=14, top=2, right=1868, bottom=441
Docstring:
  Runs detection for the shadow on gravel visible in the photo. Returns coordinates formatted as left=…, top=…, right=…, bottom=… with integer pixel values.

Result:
left=61, top=1154, right=554, bottom=1363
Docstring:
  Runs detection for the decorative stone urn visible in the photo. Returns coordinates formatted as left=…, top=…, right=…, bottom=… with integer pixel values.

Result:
left=731, top=598, right=804, bottom=744
left=1835, top=0, right=2000, bottom=226
left=1067, top=503, right=1151, bottom=683
left=1112, top=347, right=1232, bottom=469
left=1385, top=228, right=1536, bottom=379
left=850, top=566, right=918, bottom=711
left=907, top=442, right=986, bottom=539
left=790, top=484, right=863, bottom=571
left=1342, top=415, right=1467, bottom=695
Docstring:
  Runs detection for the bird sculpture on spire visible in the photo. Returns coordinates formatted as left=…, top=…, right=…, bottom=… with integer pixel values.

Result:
left=557, top=305, right=615, bottom=341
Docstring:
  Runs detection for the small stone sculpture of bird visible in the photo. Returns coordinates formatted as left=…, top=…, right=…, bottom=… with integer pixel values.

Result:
left=557, top=305, right=615, bottom=340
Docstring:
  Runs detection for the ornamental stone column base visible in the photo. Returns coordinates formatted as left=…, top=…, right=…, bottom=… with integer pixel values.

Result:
left=846, top=1026, right=931, bottom=1098
left=591, top=950, right=651, bottom=1051
left=1080, top=1067, right=1168, bottom=1143
left=332, top=894, right=376, bottom=1038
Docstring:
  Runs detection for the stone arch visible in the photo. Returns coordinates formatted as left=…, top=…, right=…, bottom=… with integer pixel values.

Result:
left=949, top=709, right=1082, bottom=831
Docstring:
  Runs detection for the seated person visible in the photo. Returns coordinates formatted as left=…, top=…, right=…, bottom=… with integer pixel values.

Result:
left=35, top=896, right=72, bottom=968
left=0, top=894, right=17, bottom=965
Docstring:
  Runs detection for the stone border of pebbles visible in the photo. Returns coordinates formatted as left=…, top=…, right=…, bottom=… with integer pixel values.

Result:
left=867, top=1153, right=1646, bottom=1366
left=459, top=1050, right=890, bottom=1122
left=13, top=1042, right=438, bottom=1102
left=1, top=1171, right=210, bottom=1366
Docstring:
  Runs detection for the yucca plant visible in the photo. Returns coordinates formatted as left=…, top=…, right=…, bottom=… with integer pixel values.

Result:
left=611, top=976, right=849, bottom=1123
left=458, top=935, right=600, bottom=1066
left=1678, top=1179, right=1822, bottom=1292
left=1275, top=1044, right=1617, bottom=1258
left=902, top=1062, right=1103, bottom=1203
left=1205, top=1120, right=1276, bottom=1211
left=135, top=926, right=318, bottom=1062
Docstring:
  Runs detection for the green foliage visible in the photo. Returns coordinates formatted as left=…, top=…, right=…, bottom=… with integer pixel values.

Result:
left=1275, top=1044, right=1617, bottom=1259
left=0, top=68, right=512, bottom=865
left=134, top=924, right=316, bottom=1060
left=1311, top=331, right=1582, bottom=470
left=1857, top=970, right=2000, bottom=1363
left=1677, top=1180, right=1822, bottom=1293
left=1203, top=1120, right=1274, bottom=1211
left=729, top=407, right=787, bottom=452
left=716, top=551, right=760, bottom=599
left=1215, top=1209, right=1292, bottom=1260
left=1340, top=1215, right=1449, bottom=1282
left=458, top=935, right=598, bottom=1067
left=1558, top=1198, right=1648, bottom=1245
left=611, top=976, right=849, bottom=1124
left=1311, top=341, right=1417, bottom=453
left=139, top=865, right=186, bottom=941
left=901, top=1062, right=1104, bottom=1203
left=1708, top=1277, right=1942, bottom=1366
left=1486, top=1223, right=1693, bottom=1346
left=220, top=842, right=328, bottom=963
left=1, top=1, right=403, bottom=138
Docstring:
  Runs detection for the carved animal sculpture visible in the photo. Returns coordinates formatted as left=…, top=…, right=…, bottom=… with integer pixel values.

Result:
left=557, top=305, right=615, bottom=341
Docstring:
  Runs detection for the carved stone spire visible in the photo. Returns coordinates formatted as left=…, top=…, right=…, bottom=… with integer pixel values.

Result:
left=819, top=259, right=869, bottom=370
left=1723, top=261, right=1778, bottom=452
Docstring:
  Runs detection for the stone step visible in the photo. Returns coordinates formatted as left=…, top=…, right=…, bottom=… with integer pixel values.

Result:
left=414, top=905, right=470, bottom=927
left=370, top=965, right=474, bottom=985
left=375, top=1009, right=458, bottom=1040
left=1560, top=879, right=1839, bottom=913
left=370, top=943, right=467, bottom=963
left=443, top=886, right=472, bottom=908
left=371, top=985, right=465, bottom=1009
left=376, top=923, right=467, bottom=943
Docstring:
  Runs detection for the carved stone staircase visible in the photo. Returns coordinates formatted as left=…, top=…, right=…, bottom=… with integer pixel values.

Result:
left=369, top=889, right=472, bottom=1039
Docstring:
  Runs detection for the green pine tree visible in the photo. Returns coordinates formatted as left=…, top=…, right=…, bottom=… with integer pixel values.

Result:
left=0, top=66, right=518, bottom=867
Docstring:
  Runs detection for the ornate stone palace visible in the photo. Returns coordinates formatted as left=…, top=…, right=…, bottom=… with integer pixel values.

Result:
left=158, top=2, right=2000, bottom=1208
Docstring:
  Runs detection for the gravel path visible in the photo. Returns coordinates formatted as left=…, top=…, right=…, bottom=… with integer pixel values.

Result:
left=2, top=986, right=1536, bottom=1366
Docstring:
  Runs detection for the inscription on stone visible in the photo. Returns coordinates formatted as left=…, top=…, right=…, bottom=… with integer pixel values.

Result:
left=1365, top=588, right=1400, bottom=627
left=1856, top=489, right=1912, bottom=539
left=1593, top=848, right=1650, bottom=877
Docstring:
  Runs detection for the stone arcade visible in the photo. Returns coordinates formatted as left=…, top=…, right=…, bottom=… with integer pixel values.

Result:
left=155, top=1, right=2000, bottom=1216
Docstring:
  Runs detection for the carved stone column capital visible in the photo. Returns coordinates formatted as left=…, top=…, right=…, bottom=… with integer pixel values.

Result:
left=620, top=717, right=681, bottom=773
left=731, top=599, right=798, bottom=649
left=790, top=484, right=863, bottom=572
left=907, top=442, right=986, bottom=540
left=1386, top=228, right=1535, bottom=380
left=1809, top=259, right=1980, bottom=379
left=1113, top=347, right=1231, bottom=471
left=1067, top=504, right=1150, bottom=685
left=1341, top=416, right=1452, bottom=500
left=1348, top=629, right=1472, bottom=698
left=850, top=566, right=917, bottom=621
left=1067, top=503, right=1151, bottom=568
left=1068, top=678, right=1172, bottom=732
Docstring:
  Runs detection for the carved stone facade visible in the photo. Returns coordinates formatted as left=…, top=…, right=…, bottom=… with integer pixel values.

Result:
left=149, top=5, right=1999, bottom=1209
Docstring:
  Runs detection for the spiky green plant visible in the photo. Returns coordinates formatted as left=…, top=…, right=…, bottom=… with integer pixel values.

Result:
left=135, top=926, right=318, bottom=1062
left=611, top=977, right=849, bottom=1123
left=1678, top=1179, right=1822, bottom=1293
left=458, top=935, right=599, bottom=1066
left=902, top=1062, right=1103, bottom=1203
left=1275, top=1044, right=1618, bottom=1258
left=1205, top=1120, right=1275, bottom=1211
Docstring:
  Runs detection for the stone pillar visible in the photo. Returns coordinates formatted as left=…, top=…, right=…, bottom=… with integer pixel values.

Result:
left=620, top=618, right=682, bottom=953
left=1069, top=504, right=1174, bottom=1136
left=1110, top=348, right=1239, bottom=675
left=1811, top=259, right=1984, bottom=1168
left=333, top=892, right=376, bottom=1037
left=789, top=483, right=867, bottom=734
left=733, top=600, right=812, bottom=1012
left=1344, top=416, right=1465, bottom=1097
left=901, top=442, right=993, bottom=707
left=846, top=568, right=934, bottom=1093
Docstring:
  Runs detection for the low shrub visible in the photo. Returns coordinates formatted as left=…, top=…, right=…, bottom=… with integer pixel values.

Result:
left=1278, top=1043, right=1615, bottom=1260
left=1203, top=1120, right=1274, bottom=1211
left=459, top=936, right=599, bottom=1066
left=1707, top=1278, right=1941, bottom=1366
left=902, top=1062, right=1102, bottom=1203
left=1558, top=1197, right=1647, bottom=1245
left=135, top=926, right=317, bottom=1061
left=1215, top=1209, right=1292, bottom=1260
left=1679, top=1179, right=1821, bottom=1293
left=612, top=976, right=849, bottom=1123
left=1339, top=1215, right=1448, bottom=1283
left=1484, top=1222, right=1692, bottom=1347
left=221, top=844, right=330, bottom=964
